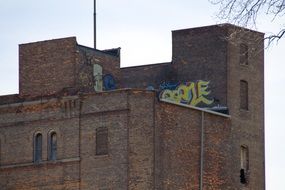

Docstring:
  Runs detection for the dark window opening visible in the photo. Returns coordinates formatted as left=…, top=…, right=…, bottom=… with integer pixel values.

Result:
left=34, top=133, right=42, bottom=163
left=48, top=132, right=57, bottom=161
left=240, top=169, right=247, bottom=184
left=96, top=127, right=108, bottom=155
left=240, top=80, right=248, bottom=110
left=240, top=145, right=249, bottom=184
left=240, top=43, right=249, bottom=65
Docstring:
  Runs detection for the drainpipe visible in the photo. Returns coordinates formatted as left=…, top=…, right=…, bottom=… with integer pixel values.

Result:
left=94, top=0, right=97, bottom=49
left=200, top=111, right=205, bottom=190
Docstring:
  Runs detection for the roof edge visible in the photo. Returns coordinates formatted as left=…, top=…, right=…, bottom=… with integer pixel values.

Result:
left=172, top=23, right=264, bottom=35
left=160, top=99, right=231, bottom=118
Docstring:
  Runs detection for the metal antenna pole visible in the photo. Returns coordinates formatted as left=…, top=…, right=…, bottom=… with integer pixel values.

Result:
left=94, top=0, right=96, bottom=49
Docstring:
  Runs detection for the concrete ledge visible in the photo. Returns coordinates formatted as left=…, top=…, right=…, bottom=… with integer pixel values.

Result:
left=0, top=157, right=80, bottom=169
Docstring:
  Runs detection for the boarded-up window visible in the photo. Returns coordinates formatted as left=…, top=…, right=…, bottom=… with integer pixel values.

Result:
left=96, top=127, right=108, bottom=155
left=34, top=133, right=42, bottom=163
left=240, top=43, right=249, bottom=65
left=240, top=80, right=248, bottom=110
left=240, top=145, right=249, bottom=184
left=48, top=132, right=57, bottom=161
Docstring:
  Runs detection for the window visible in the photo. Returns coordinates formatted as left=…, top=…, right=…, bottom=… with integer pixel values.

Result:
left=34, top=133, right=42, bottom=163
left=240, top=80, right=248, bottom=110
left=240, top=43, right=249, bottom=65
left=96, top=127, right=108, bottom=155
left=240, top=145, right=249, bottom=184
left=48, top=132, right=57, bottom=161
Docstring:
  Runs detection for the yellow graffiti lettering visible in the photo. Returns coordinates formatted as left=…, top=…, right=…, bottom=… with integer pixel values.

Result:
left=160, top=81, right=214, bottom=107
left=191, top=81, right=214, bottom=106
left=161, top=89, right=181, bottom=103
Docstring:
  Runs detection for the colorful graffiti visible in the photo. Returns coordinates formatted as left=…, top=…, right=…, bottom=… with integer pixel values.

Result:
left=159, top=82, right=180, bottom=90
left=93, top=64, right=117, bottom=91
left=103, top=74, right=116, bottom=91
left=160, top=80, right=214, bottom=106
left=146, top=85, right=155, bottom=90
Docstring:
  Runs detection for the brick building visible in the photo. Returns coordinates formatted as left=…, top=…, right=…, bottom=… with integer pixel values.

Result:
left=0, top=24, right=265, bottom=189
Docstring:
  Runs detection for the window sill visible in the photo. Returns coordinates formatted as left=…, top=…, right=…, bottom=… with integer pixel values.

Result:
left=95, top=154, right=110, bottom=159
left=240, top=63, right=249, bottom=67
left=240, top=108, right=249, bottom=112
left=0, top=157, right=80, bottom=170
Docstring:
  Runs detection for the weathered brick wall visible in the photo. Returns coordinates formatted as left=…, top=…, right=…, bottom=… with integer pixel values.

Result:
left=19, top=37, right=78, bottom=96
left=19, top=37, right=121, bottom=97
left=172, top=25, right=229, bottom=106
left=0, top=90, right=154, bottom=190
left=155, top=101, right=231, bottom=190
left=0, top=161, right=80, bottom=190
left=226, top=27, right=265, bottom=189
left=120, top=62, right=173, bottom=89
left=75, top=46, right=121, bottom=92
left=79, top=91, right=129, bottom=189
left=203, top=112, right=232, bottom=189
left=0, top=96, right=81, bottom=189
left=155, top=102, right=202, bottom=189
left=127, top=91, right=155, bottom=189
left=79, top=90, right=155, bottom=190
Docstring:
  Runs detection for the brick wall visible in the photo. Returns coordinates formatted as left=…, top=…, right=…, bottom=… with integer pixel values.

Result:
left=79, top=91, right=129, bottom=189
left=19, top=37, right=78, bottom=96
left=19, top=38, right=121, bottom=97
left=75, top=46, right=121, bottom=92
left=120, top=62, right=173, bottom=89
left=0, top=96, right=80, bottom=189
left=155, top=101, right=231, bottom=190
left=172, top=25, right=229, bottom=106
left=0, top=23, right=265, bottom=189
left=226, top=26, right=265, bottom=189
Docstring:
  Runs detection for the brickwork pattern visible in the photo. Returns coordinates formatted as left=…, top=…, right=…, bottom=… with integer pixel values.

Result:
left=0, top=24, right=265, bottom=190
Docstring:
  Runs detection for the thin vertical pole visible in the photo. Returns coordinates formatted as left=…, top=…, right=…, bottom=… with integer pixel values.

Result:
left=200, top=111, right=205, bottom=190
left=94, top=0, right=96, bottom=49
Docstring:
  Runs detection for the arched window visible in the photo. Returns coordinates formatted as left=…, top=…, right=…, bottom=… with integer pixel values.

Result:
left=48, top=132, right=57, bottom=161
left=96, top=127, right=108, bottom=155
left=34, top=133, right=42, bottom=163
left=240, top=80, right=248, bottom=110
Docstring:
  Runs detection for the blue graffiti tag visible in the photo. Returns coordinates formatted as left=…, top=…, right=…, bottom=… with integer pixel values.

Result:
left=159, top=82, right=179, bottom=90
left=103, top=74, right=116, bottom=91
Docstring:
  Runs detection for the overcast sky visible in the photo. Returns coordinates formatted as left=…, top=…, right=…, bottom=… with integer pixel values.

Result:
left=0, top=0, right=284, bottom=189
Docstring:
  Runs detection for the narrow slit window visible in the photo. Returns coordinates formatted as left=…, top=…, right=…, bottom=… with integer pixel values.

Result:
left=34, top=133, right=42, bottom=163
left=48, top=132, right=57, bottom=161
left=240, top=43, right=249, bottom=65
left=240, top=80, right=248, bottom=110
left=240, top=145, right=249, bottom=184
left=96, top=127, right=108, bottom=155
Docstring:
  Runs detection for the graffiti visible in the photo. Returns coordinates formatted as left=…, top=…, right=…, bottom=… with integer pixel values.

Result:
left=146, top=85, right=155, bottom=90
left=159, top=82, right=180, bottom=90
left=93, top=64, right=103, bottom=92
left=160, top=80, right=214, bottom=106
left=92, top=64, right=117, bottom=92
left=103, top=74, right=116, bottom=91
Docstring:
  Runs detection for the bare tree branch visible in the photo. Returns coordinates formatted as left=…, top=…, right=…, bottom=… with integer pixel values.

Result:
left=209, top=0, right=285, bottom=45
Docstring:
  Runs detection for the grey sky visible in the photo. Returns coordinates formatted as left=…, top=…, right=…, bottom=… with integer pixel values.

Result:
left=0, top=0, right=284, bottom=189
